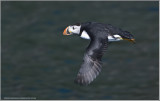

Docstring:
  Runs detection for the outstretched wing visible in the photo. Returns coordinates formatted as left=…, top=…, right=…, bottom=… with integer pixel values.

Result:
left=74, top=37, right=108, bottom=85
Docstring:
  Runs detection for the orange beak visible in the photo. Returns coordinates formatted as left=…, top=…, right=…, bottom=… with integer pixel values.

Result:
left=63, top=27, right=71, bottom=35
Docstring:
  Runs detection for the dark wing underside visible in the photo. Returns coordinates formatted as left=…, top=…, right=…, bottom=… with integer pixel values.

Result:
left=74, top=37, right=108, bottom=85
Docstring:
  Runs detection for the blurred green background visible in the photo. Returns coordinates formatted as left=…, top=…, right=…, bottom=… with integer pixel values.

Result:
left=1, top=1, right=159, bottom=100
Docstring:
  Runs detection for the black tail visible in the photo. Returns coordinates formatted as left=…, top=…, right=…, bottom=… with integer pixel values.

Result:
left=118, top=31, right=134, bottom=40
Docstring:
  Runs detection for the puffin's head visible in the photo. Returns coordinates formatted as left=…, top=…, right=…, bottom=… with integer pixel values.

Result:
left=63, top=23, right=81, bottom=36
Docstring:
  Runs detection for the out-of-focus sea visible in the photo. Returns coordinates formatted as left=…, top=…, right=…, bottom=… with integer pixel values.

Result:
left=1, top=1, right=159, bottom=100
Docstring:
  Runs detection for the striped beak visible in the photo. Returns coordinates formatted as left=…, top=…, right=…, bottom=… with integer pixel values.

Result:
left=63, top=26, right=72, bottom=35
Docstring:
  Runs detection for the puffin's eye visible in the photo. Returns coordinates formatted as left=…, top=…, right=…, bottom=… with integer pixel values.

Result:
left=73, top=27, right=75, bottom=30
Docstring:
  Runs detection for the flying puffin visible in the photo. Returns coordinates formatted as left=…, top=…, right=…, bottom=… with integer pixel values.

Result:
left=63, top=22, right=135, bottom=86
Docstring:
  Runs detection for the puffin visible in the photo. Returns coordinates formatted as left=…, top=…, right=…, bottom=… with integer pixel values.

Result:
left=63, top=22, right=135, bottom=86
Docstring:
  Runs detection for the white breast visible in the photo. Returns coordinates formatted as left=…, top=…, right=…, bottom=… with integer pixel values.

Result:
left=80, top=30, right=90, bottom=40
left=80, top=31, right=122, bottom=42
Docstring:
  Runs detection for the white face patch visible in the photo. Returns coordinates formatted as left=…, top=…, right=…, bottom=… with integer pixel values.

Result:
left=68, top=25, right=81, bottom=35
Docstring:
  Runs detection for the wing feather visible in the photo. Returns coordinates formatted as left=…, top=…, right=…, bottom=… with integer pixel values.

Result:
left=74, top=37, right=108, bottom=85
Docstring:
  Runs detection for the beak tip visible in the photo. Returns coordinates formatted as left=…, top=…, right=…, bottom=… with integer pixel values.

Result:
left=63, top=26, right=72, bottom=36
left=63, top=27, right=69, bottom=35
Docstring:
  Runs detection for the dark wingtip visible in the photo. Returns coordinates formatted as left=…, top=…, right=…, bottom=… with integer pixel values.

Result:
left=74, top=80, right=87, bottom=86
left=74, top=77, right=89, bottom=86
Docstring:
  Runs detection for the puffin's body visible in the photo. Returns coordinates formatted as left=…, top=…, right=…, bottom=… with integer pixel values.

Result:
left=63, top=22, right=135, bottom=86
